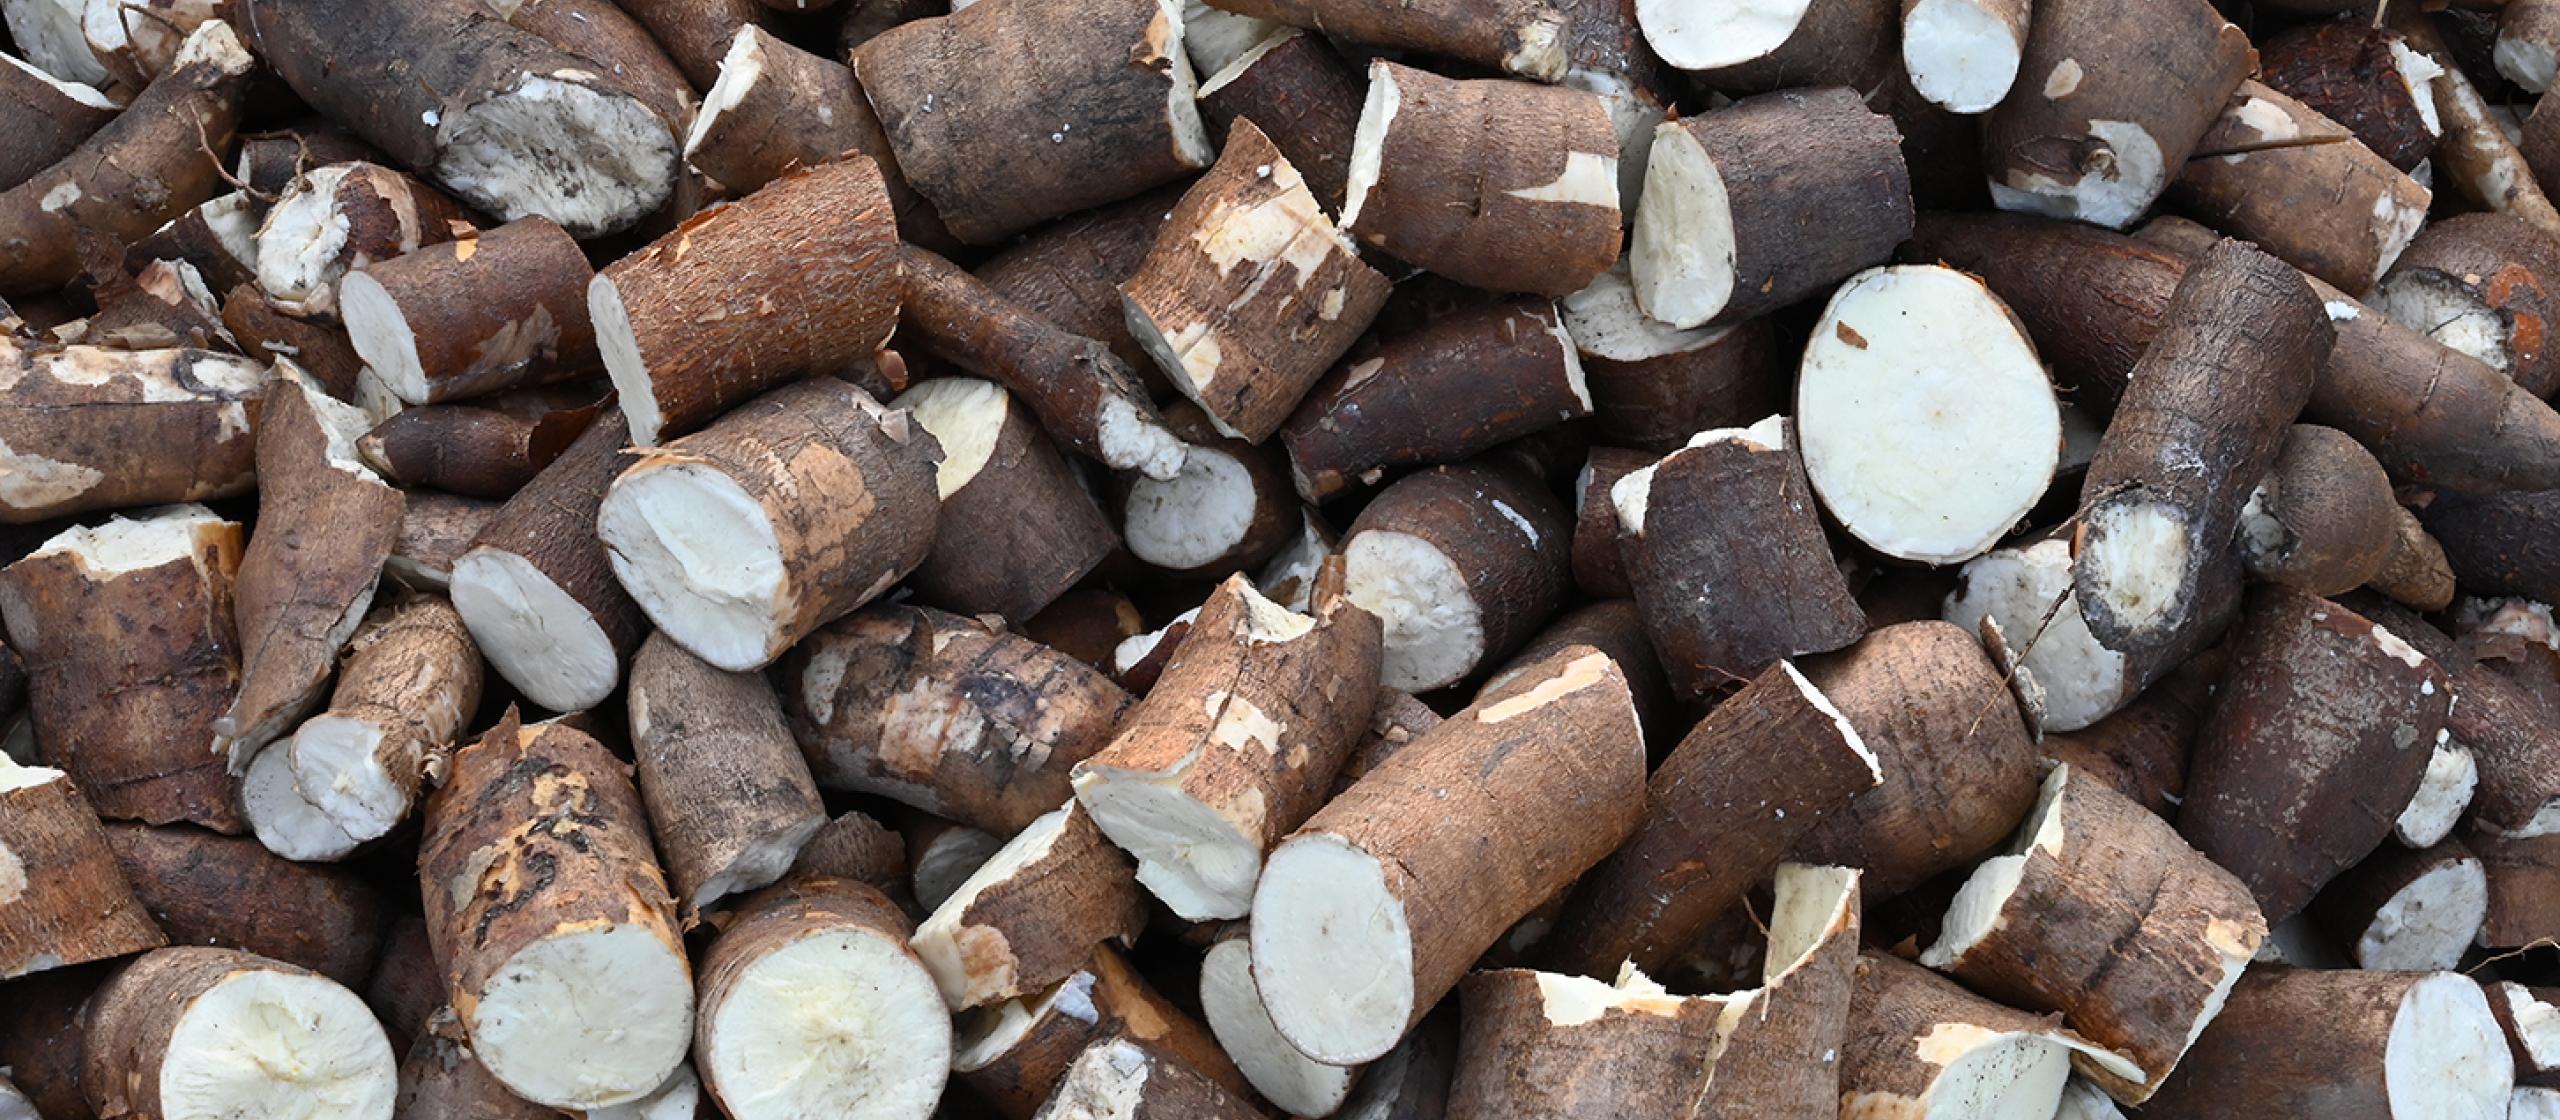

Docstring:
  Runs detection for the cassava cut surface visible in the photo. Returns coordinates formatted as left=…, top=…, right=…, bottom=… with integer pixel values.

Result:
left=1922, top=765, right=2266, bottom=1103
left=683, top=24, right=950, bottom=249
left=416, top=715, right=693, bottom=1110
left=250, top=162, right=471, bottom=320
left=1119, top=401, right=1302, bottom=577
left=597, top=378, right=941, bottom=672
left=911, top=802, right=1148, bottom=1012
left=0, top=756, right=164, bottom=978
left=0, top=337, right=264, bottom=524
left=1685, top=865, right=1866, bottom=1120
left=82, top=946, right=398, bottom=1120
left=1205, top=0, right=1569, bottom=80
left=1614, top=420, right=1866, bottom=696
left=1197, top=928, right=1353, bottom=1117
left=589, top=156, right=901, bottom=446
left=893, top=377, right=1113, bottom=622
left=242, top=0, right=679, bottom=236
left=1339, top=460, right=1572, bottom=693
left=851, top=0, right=1212, bottom=244
left=1840, top=952, right=2122, bottom=1120
left=1339, top=62, right=1621, bottom=297
left=342, top=218, right=598, bottom=407
left=2141, top=968, right=2511, bottom=1120
left=1073, top=572, right=1380, bottom=920
left=2073, top=239, right=2330, bottom=660
left=627, top=632, right=827, bottom=914
left=960, top=944, right=1250, bottom=1119
left=1448, top=965, right=1722, bottom=1119
left=0, top=52, right=114, bottom=188
left=0, top=506, right=244, bottom=831
left=1542, top=658, right=1879, bottom=976
left=779, top=604, right=1134, bottom=834
left=1032, top=1037, right=1262, bottom=1120
left=2180, top=587, right=2453, bottom=923
left=1250, top=646, right=1648, bottom=1064
left=2373, top=213, right=2560, bottom=399
left=1120, top=117, right=1387, bottom=443
left=2310, top=838, right=2490, bottom=971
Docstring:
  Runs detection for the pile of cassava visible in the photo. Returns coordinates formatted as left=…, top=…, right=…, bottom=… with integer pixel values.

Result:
left=18, top=0, right=2560, bottom=1115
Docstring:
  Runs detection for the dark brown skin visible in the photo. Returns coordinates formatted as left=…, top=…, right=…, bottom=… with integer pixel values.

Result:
left=456, top=409, right=650, bottom=709
left=611, top=0, right=760, bottom=90
left=2309, top=837, right=2483, bottom=965
left=357, top=387, right=604, bottom=500
left=2242, top=425, right=2404, bottom=598
left=396, top=1013, right=558, bottom=1120
left=909, top=385, right=1115, bottom=623
left=790, top=812, right=913, bottom=909
left=348, top=217, right=599, bottom=406
left=1570, top=447, right=1650, bottom=600
left=973, top=186, right=1180, bottom=390
left=1580, top=317, right=1784, bottom=455
left=1038, top=1037, right=1263, bottom=1120
left=2421, top=488, right=2560, bottom=606
left=955, top=945, right=1250, bottom=1119
left=1698, top=0, right=1899, bottom=93
left=1342, top=461, right=1574, bottom=692
left=233, top=124, right=383, bottom=195
left=101, top=823, right=386, bottom=987
left=1448, top=968, right=1722, bottom=1120
left=1196, top=30, right=1366, bottom=214
left=2040, top=648, right=2221, bottom=817
left=2470, top=820, right=2560, bottom=949
left=364, top=914, right=440, bottom=1056
left=0, top=964, right=107, bottom=1119
left=628, top=632, right=829, bottom=913
left=2169, top=82, right=2433, bottom=293
left=2259, top=19, right=2441, bottom=171
left=222, top=286, right=366, bottom=401
left=0, top=58, right=118, bottom=190
left=2140, top=969, right=2459, bottom=1119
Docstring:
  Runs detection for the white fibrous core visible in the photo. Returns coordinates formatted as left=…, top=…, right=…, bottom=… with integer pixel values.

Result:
left=36, top=502, right=221, bottom=576
left=1123, top=446, right=1257, bottom=572
left=2393, top=41, right=2446, bottom=135
left=596, top=462, right=786, bottom=672
left=703, top=927, right=950, bottom=1120
left=2355, top=856, right=2487, bottom=971
left=1560, top=257, right=1727, bottom=362
left=914, top=805, right=1073, bottom=1009
left=2374, top=272, right=2510, bottom=374
left=253, top=165, right=365, bottom=313
left=449, top=548, right=621, bottom=713
left=2080, top=500, right=2190, bottom=636
left=1902, top=0, right=2024, bottom=114
left=2382, top=973, right=2512, bottom=1120
left=1339, top=61, right=1401, bottom=233
left=158, top=968, right=397, bottom=1120
left=435, top=72, right=677, bottom=238
left=1629, top=122, right=1737, bottom=329
left=893, top=377, right=1008, bottom=499
left=1343, top=529, right=1483, bottom=692
left=686, top=26, right=767, bottom=158
left=470, top=925, right=696, bottom=1110
left=1988, top=120, right=2165, bottom=231
left=1199, top=937, right=1356, bottom=1116
left=1249, top=832, right=1413, bottom=1065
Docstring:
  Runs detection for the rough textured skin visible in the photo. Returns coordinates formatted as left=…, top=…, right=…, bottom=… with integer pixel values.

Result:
left=2171, top=82, right=2432, bottom=292
left=102, top=823, right=384, bottom=987
left=1449, top=968, right=1723, bottom=1119
left=2397, top=9, right=2560, bottom=242
left=923, top=803, right=1148, bottom=1011
left=498, top=0, right=698, bottom=136
left=1341, top=460, right=1573, bottom=691
left=788, top=812, right=910, bottom=906
left=1206, top=0, right=1571, bottom=80
left=2243, top=425, right=2403, bottom=597
left=779, top=605, right=1134, bottom=834
left=2258, top=20, right=2440, bottom=171
left=1197, top=31, right=1365, bottom=213
left=1, top=772, right=166, bottom=978
left=1689, top=869, right=1863, bottom=1119
left=853, top=0, right=1210, bottom=244
left=627, top=632, right=827, bottom=912
left=1544, top=659, right=1876, bottom=976
left=222, top=287, right=365, bottom=401
left=611, top=0, right=759, bottom=89
left=1570, top=449, right=1649, bottom=599
left=2181, top=587, right=2453, bottom=922
left=956, top=945, right=1249, bottom=1119
left=395, top=1013, right=559, bottom=1120
left=1033, top=1037, right=1263, bottom=1120
left=2039, top=649, right=2220, bottom=816
left=680, top=25, right=949, bottom=247
left=2468, top=821, right=2560, bottom=949
left=0, top=55, right=115, bottom=189
left=1840, top=952, right=2106, bottom=1116
left=2140, top=969, right=2479, bottom=1118
left=2379, top=212, right=2560, bottom=398
left=454, top=409, right=647, bottom=712
left=975, top=186, right=1180, bottom=387
left=1581, top=318, right=1783, bottom=455
left=353, top=218, right=598, bottom=406
left=906, top=384, right=1113, bottom=623
left=1479, top=599, right=1674, bottom=748
left=0, top=338, right=264, bottom=524
left=0, top=512, right=246, bottom=831
left=359, top=388, right=603, bottom=500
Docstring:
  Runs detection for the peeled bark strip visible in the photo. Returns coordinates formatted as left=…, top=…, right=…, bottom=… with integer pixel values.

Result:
left=0, top=21, right=251, bottom=294
left=1840, top=952, right=2123, bottom=1120
left=1448, top=965, right=1722, bottom=1119
left=2258, top=20, right=2443, bottom=173
left=2181, top=587, right=2454, bottom=923
left=1561, top=260, right=1784, bottom=455
left=912, top=802, right=1148, bottom=1011
left=449, top=410, right=647, bottom=713
left=2398, top=8, right=2560, bottom=242
left=2170, top=82, right=2432, bottom=292
left=215, top=371, right=405, bottom=769
left=0, top=506, right=245, bottom=830
left=1923, top=765, right=2264, bottom=1103
left=343, top=218, right=597, bottom=407
left=1793, top=621, right=2045, bottom=898
left=83, top=947, right=397, bottom=1120
left=589, top=157, right=900, bottom=446
left=2310, top=838, right=2489, bottom=971
left=1339, top=460, right=1572, bottom=693
left=1339, top=62, right=1620, bottom=297
left=902, top=246, right=1188, bottom=480
left=598, top=379, right=940, bottom=672
left=2373, top=213, right=2560, bottom=399
left=695, top=877, right=950, bottom=1120
left=2143, top=968, right=2512, bottom=1119
left=959, top=944, right=1250, bottom=1119
left=1033, top=1037, right=1262, bottom=1120
left=628, top=632, right=827, bottom=912
left=1797, top=264, right=2058, bottom=564
left=102, top=822, right=383, bottom=986
left=1203, top=0, right=1567, bottom=80
left=2492, top=982, right=2560, bottom=1088
left=894, top=378, right=1112, bottom=622
left=1684, top=865, right=1863, bottom=1119
left=0, top=757, right=165, bottom=977
left=0, top=51, right=115, bottom=188
left=1120, top=402, right=1301, bottom=578
left=2239, top=424, right=2407, bottom=597
left=1631, top=87, right=1911, bottom=329
left=355, top=387, right=603, bottom=501
left=417, top=715, right=693, bottom=1111
left=1250, top=647, right=1648, bottom=1064
left=852, top=0, right=1212, bottom=244
left=1122, top=118, right=1387, bottom=443
left=242, top=0, right=678, bottom=236
left=1981, top=0, right=2250, bottom=229
left=1615, top=421, right=1865, bottom=696
left=1543, top=658, right=1878, bottom=976
left=1073, top=573, right=1381, bottom=920
left=1195, top=30, right=1365, bottom=214
left=1900, top=0, right=2028, bottom=113
left=780, top=605, right=1134, bottom=834
left=1282, top=297, right=1592, bottom=503
left=244, top=594, right=479, bottom=862
left=0, top=337, right=264, bottom=524
left=2074, top=239, right=2329, bottom=659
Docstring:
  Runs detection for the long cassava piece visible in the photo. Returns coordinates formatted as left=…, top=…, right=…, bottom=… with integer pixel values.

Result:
left=13, top=0, right=2560, bottom=1114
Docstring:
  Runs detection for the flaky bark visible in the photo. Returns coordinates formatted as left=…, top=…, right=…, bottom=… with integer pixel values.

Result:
left=1450, top=966, right=1723, bottom=1119
left=103, top=822, right=384, bottom=986
left=628, top=632, right=827, bottom=913
left=2258, top=19, right=2440, bottom=171
left=343, top=218, right=597, bottom=407
left=0, top=337, right=264, bottom=524
left=912, top=802, right=1148, bottom=1012
left=1195, top=30, right=1364, bottom=213
left=0, top=759, right=165, bottom=978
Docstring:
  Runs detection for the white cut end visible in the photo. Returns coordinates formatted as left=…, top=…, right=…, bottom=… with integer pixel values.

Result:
left=0, top=49, right=112, bottom=106
left=2499, top=34, right=2558, bottom=94
left=2500, top=983, right=2560, bottom=1073
left=2055, top=1077, right=2127, bottom=1120
left=1798, top=265, right=2059, bottom=564
left=1635, top=0, right=1816, bottom=70
left=702, top=926, right=951, bottom=1120
left=282, top=716, right=408, bottom=850
left=469, top=924, right=695, bottom=1110
left=33, top=502, right=223, bottom=576
left=2385, top=972, right=2513, bottom=1120
left=686, top=26, right=766, bottom=159
left=2518, top=1087, right=2560, bottom=1120
left=1124, top=445, right=1258, bottom=572
left=894, top=377, right=1007, bottom=499
left=914, top=805, right=1074, bottom=1009
left=1765, top=863, right=1859, bottom=979
left=2, top=0, right=107, bottom=85
left=584, top=1063, right=700, bottom=1120
left=1152, top=0, right=1214, bottom=170
left=1907, top=1027, right=2076, bottom=1120
left=1342, top=529, right=1483, bottom=692
left=1560, top=256, right=1729, bottom=362
left=912, top=826, right=1001, bottom=913
left=1094, top=391, right=1189, bottom=480
left=1250, top=832, right=1414, bottom=1065
left=1111, top=612, right=1190, bottom=678
left=2394, top=41, right=2447, bottom=136
left=2370, top=187, right=2431, bottom=285
left=2080, top=500, right=2190, bottom=637
left=1339, top=61, right=1401, bottom=233
left=1074, top=754, right=1260, bottom=920
left=242, top=741, right=363, bottom=862
left=1041, top=1039, right=1159, bottom=1120
left=1923, top=767, right=2068, bottom=969
left=1562, top=67, right=1665, bottom=212
left=2356, top=856, right=2488, bottom=970
left=1184, top=2, right=1281, bottom=77
left=451, top=547, right=622, bottom=713
left=688, top=816, right=825, bottom=912
left=253, top=164, right=363, bottom=314
left=1903, top=0, right=2024, bottom=113
left=1629, top=122, right=1736, bottom=329
left=1201, top=938, right=1357, bottom=1117
left=338, top=269, right=431, bottom=406
left=589, top=278, right=664, bottom=446
left=1946, top=539, right=2130, bottom=731
left=158, top=967, right=396, bottom=1120
left=434, top=72, right=678, bottom=238
left=596, top=462, right=785, bottom=673
left=0, top=1076, right=35, bottom=1120
left=2375, top=272, right=2512, bottom=374
left=2396, top=741, right=2479, bottom=848
left=1988, top=120, right=2166, bottom=231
